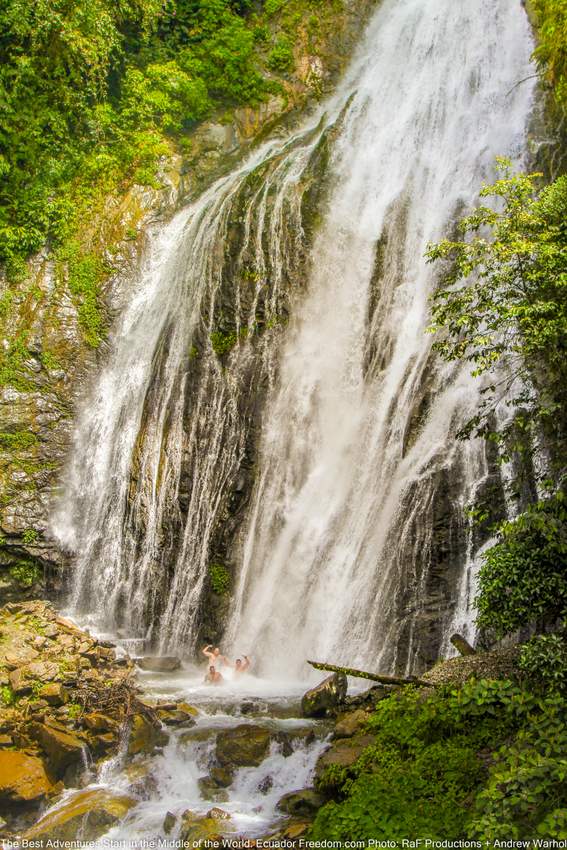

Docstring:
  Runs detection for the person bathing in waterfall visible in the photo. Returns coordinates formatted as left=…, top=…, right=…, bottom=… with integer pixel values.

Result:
left=204, top=665, right=224, bottom=685
left=202, top=644, right=230, bottom=669
left=234, top=655, right=251, bottom=676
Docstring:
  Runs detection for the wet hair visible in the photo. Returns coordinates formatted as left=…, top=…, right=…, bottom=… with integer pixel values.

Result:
left=209, top=665, right=215, bottom=672
left=235, top=658, right=242, bottom=666
left=213, top=647, right=220, bottom=654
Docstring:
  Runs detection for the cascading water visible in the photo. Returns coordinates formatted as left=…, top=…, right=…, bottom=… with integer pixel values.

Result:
left=227, top=0, right=536, bottom=674
left=53, top=0, right=535, bottom=677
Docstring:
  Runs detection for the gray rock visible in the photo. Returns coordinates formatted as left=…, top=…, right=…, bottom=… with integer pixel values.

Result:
left=136, top=656, right=181, bottom=672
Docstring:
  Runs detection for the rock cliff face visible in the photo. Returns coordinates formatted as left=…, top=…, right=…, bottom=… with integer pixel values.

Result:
left=0, top=0, right=378, bottom=605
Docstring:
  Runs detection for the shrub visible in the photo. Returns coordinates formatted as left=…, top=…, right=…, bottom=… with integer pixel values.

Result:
left=475, top=490, right=567, bottom=638
left=519, top=632, right=567, bottom=694
left=268, top=37, right=294, bottom=72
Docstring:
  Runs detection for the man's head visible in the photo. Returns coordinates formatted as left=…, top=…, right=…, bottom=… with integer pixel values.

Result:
left=213, top=647, right=220, bottom=656
left=235, top=658, right=242, bottom=669
left=209, top=665, right=216, bottom=673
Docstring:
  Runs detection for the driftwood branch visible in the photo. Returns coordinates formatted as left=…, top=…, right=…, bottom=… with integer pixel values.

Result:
left=307, top=660, right=431, bottom=687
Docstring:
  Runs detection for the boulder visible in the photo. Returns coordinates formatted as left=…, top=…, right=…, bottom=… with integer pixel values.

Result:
left=156, top=708, right=196, bottom=728
left=9, top=667, right=32, bottom=695
left=39, top=683, right=68, bottom=706
left=28, top=721, right=86, bottom=779
left=198, top=777, right=229, bottom=802
left=83, top=712, right=117, bottom=732
left=179, top=810, right=224, bottom=844
left=315, top=734, right=376, bottom=787
left=127, top=713, right=168, bottom=756
left=215, top=725, right=271, bottom=770
left=0, top=751, right=53, bottom=804
left=277, top=789, right=325, bottom=817
left=27, top=661, right=60, bottom=681
left=136, top=656, right=181, bottom=672
left=163, top=811, right=176, bottom=834
left=333, top=708, right=370, bottom=739
left=301, top=673, right=347, bottom=718
left=207, top=807, right=231, bottom=820
left=24, top=788, right=135, bottom=841
left=210, top=766, right=233, bottom=788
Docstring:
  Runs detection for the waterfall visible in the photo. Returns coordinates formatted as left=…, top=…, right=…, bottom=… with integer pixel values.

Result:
left=52, top=0, right=535, bottom=675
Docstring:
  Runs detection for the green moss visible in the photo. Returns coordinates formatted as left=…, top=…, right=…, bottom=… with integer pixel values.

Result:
left=68, top=702, right=82, bottom=719
left=209, top=562, right=231, bottom=595
left=22, top=528, right=38, bottom=545
left=57, top=243, right=109, bottom=348
left=0, top=685, right=16, bottom=707
left=9, top=560, right=41, bottom=588
left=0, top=431, right=38, bottom=451
left=0, top=333, right=34, bottom=391
left=210, top=327, right=249, bottom=357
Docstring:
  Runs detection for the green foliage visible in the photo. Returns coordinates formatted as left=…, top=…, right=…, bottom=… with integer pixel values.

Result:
left=67, top=702, right=82, bottom=719
left=519, top=632, right=567, bottom=694
left=268, top=37, right=294, bottom=72
left=209, top=562, right=231, bottom=594
left=476, top=490, right=567, bottom=637
left=533, top=0, right=567, bottom=109
left=428, top=163, right=567, bottom=468
left=311, top=681, right=567, bottom=841
left=9, top=560, right=42, bottom=588
left=0, top=0, right=275, bottom=319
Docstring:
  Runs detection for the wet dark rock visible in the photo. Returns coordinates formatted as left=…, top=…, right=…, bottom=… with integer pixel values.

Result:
left=257, top=775, right=273, bottom=795
left=301, top=673, right=347, bottom=718
left=163, top=811, right=177, bottom=834
left=277, top=789, right=325, bottom=817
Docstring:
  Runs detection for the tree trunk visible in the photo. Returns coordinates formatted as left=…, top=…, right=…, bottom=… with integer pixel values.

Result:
left=307, top=660, right=431, bottom=687
left=450, top=634, right=476, bottom=656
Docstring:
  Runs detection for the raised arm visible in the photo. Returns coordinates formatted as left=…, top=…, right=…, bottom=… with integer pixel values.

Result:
left=202, top=644, right=212, bottom=659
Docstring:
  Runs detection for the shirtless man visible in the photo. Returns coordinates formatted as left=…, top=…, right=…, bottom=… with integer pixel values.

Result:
left=202, top=644, right=230, bottom=668
left=234, top=655, right=251, bottom=675
left=204, top=665, right=224, bottom=686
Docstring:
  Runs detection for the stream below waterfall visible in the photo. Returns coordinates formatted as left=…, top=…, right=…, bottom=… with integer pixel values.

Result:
left=35, top=612, right=332, bottom=844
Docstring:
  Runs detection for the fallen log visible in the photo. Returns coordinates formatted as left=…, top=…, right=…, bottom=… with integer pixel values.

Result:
left=307, top=660, right=431, bottom=687
left=450, top=634, right=476, bottom=657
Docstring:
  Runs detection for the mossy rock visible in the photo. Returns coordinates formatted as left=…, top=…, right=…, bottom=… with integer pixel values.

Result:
left=24, top=788, right=136, bottom=841
left=128, top=713, right=168, bottom=756
left=215, top=724, right=271, bottom=771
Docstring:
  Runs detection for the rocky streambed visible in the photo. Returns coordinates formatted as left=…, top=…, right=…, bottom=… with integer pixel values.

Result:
left=0, top=600, right=394, bottom=845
